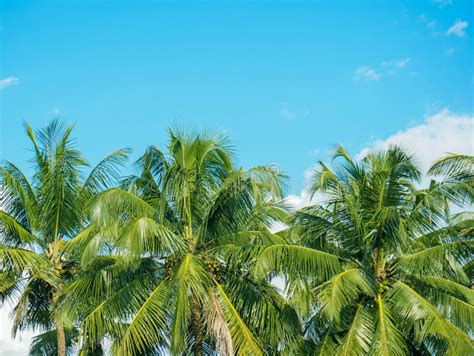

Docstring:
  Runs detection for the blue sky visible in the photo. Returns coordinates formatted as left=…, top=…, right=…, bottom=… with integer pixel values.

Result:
left=0, top=1, right=473, bottom=352
left=1, top=0, right=472, bottom=195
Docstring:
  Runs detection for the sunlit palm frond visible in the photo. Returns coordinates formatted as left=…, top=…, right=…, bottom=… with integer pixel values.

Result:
left=114, top=280, right=170, bottom=355
left=388, top=281, right=473, bottom=355
left=428, top=154, right=474, bottom=205
left=337, top=304, right=374, bottom=356
left=397, top=240, right=472, bottom=283
left=370, top=294, right=406, bottom=356
left=255, top=244, right=342, bottom=281
left=79, top=148, right=130, bottom=202
left=317, top=268, right=375, bottom=323
left=0, top=245, right=47, bottom=273
left=212, top=281, right=263, bottom=355
left=0, top=210, right=37, bottom=246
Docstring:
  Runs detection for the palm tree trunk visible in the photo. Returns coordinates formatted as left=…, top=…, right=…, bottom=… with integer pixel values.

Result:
left=192, top=301, right=203, bottom=356
left=56, top=318, right=66, bottom=356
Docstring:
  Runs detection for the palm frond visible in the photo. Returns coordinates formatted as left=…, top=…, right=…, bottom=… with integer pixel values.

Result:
left=388, top=281, right=474, bottom=355
left=29, top=327, right=79, bottom=356
left=169, top=254, right=209, bottom=354
left=114, top=280, right=170, bottom=355
left=90, top=188, right=158, bottom=225
left=212, top=281, right=263, bottom=355
left=317, top=268, right=375, bottom=323
left=337, top=304, right=374, bottom=356
left=118, top=217, right=184, bottom=257
left=0, top=245, right=48, bottom=273
left=370, top=294, right=406, bottom=356
left=80, top=148, right=130, bottom=201
left=397, top=240, right=472, bottom=283
left=254, top=244, right=342, bottom=281
left=0, top=210, right=37, bottom=245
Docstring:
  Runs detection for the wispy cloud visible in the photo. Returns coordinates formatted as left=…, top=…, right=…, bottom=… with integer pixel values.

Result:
left=433, top=0, right=453, bottom=7
left=433, top=0, right=452, bottom=7
left=444, top=47, right=456, bottom=56
left=383, top=58, right=411, bottom=69
left=420, top=14, right=437, bottom=29
left=355, top=58, right=411, bottom=82
left=0, top=76, right=19, bottom=90
left=280, top=102, right=296, bottom=120
left=382, top=58, right=412, bottom=75
left=354, top=66, right=381, bottom=81
left=446, top=20, right=468, bottom=37
left=51, top=107, right=61, bottom=116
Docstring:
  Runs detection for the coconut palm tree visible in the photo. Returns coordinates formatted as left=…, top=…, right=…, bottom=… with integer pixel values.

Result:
left=0, top=120, right=129, bottom=356
left=255, top=146, right=473, bottom=355
left=428, top=153, right=474, bottom=207
left=63, top=129, right=301, bottom=355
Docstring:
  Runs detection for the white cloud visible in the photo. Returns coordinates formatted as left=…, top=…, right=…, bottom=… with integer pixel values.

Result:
left=433, top=0, right=452, bottom=7
left=354, top=66, right=381, bottom=81
left=420, top=14, right=437, bottom=29
left=357, top=109, right=473, bottom=171
left=419, top=14, right=442, bottom=37
left=444, top=47, right=456, bottom=56
left=356, top=59, right=411, bottom=81
left=446, top=20, right=468, bottom=37
left=284, top=164, right=329, bottom=209
left=285, top=190, right=327, bottom=211
left=383, top=58, right=411, bottom=68
left=286, top=110, right=474, bottom=210
left=0, top=76, right=19, bottom=90
left=0, top=303, right=34, bottom=356
left=272, top=191, right=317, bottom=235
left=280, top=102, right=296, bottom=120
left=382, top=58, right=411, bottom=76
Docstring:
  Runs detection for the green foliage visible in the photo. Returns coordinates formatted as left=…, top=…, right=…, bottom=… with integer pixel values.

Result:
left=0, top=120, right=129, bottom=355
left=259, top=146, right=473, bottom=355
left=1, top=122, right=472, bottom=355
left=30, top=327, right=79, bottom=356
left=59, top=128, right=300, bottom=355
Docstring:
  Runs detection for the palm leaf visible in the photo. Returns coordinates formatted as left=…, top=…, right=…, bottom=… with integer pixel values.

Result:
left=0, top=210, right=37, bottom=245
left=114, top=280, right=170, bottom=355
left=213, top=280, right=263, bottom=355
left=370, top=294, right=406, bottom=356
left=388, top=281, right=474, bottom=355
left=254, top=244, right=342, bottom=281
left=337, top=304, right=374, bottom=356
left=317, top=268, right=375, bottom=323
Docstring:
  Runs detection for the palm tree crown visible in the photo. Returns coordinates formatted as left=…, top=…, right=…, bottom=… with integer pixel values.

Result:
left=256, top=146, right=473, bottom=355
left=0, top=120, right=129, bottom=355
left=64, top=129, right=300, bottom=355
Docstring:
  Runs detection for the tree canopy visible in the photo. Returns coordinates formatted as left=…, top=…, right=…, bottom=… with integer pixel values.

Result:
left=1, top=122, right=472, bottom=355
